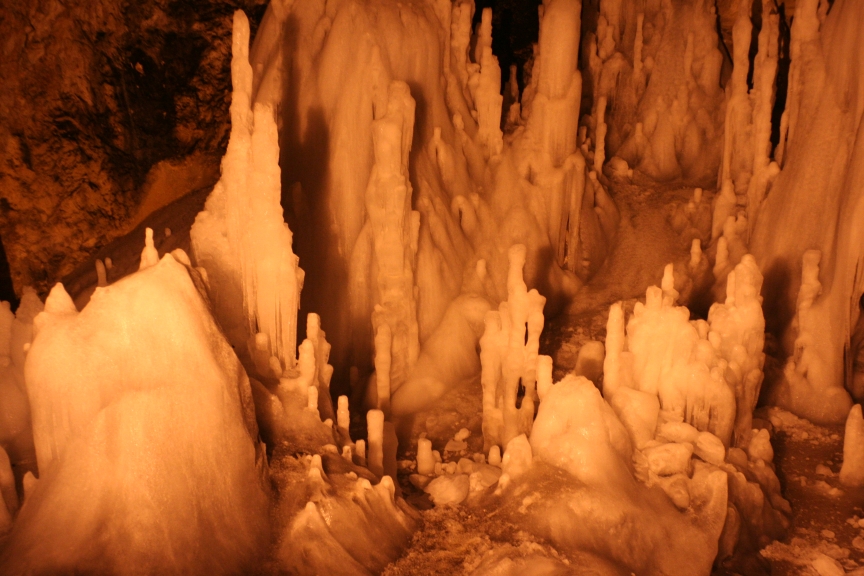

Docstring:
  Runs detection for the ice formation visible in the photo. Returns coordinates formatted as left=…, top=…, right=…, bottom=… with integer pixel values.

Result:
left=190, top=11, right=304, bottom=373
left=596, top=0, right=726, bottom=183
left=751, top=0, right=864, bottom=420
left=840, top=404, right=864, bottom=487
left=5, top=0, right=864, bottom=572
left=279, top=0, right=613, bottom=402
left=767, top=250, right=853, bottom=423
left=605, top=258, right=765, bottom=447
left=1, top=254, right=270, bottom=574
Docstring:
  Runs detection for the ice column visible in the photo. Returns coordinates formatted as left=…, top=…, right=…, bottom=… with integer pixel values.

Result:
left=480, top=245, right=547, bottom=451
left=367, top=81, right=421, bottom=406
left=472, top=8, right=504, bottom=158
left=525, top=0, right=583, bottom=166
left=190, top=10, right=304, bottom=372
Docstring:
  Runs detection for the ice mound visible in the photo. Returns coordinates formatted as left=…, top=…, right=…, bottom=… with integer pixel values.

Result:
left=274, top=454, right=418, bottom=575
left=0, top=253, right=269, bottom=575
left=492, top=375, right=728, bottom=576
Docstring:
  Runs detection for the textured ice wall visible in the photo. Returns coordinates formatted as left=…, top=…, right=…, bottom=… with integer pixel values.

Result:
left=0, top=253, right=269, bottom=575
left=593, top=0, right=726, bottom=184
left=751, top=0, right=864, bottom=420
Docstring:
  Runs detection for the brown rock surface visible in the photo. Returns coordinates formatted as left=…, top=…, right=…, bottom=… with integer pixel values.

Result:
left=0, top=0, right=266, bottom=297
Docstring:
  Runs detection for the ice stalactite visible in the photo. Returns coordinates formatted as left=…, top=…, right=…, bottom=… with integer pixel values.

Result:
left=766, top=251, right=853, bottom=424
left=479, top=245, right=546, bottom=451
left=190, top=10, right=304, bottom=375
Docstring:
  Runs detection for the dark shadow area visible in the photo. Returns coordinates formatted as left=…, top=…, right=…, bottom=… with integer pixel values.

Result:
left=472, top=0, right=542, bottom=93
left=278, top=14, right=353, bottom=402
left=0, top=235, right=19, bottom=310
left=770, top=3, right=790, bottom=154
left=760, top=258, right=795, bottom=354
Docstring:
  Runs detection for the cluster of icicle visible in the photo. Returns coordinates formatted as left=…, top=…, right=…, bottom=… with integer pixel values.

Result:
left=190, top=11, right=303, bottom=374
left=715, top=0, right=782, bottom=242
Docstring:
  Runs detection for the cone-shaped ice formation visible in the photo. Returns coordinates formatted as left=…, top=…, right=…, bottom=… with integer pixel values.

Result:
left=191, top=10, right=304, bottom=374
left=2, top=253, right=269, bottom=574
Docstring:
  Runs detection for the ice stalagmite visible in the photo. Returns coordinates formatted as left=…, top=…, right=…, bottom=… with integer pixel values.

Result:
left=366, top=81, right=421, bottom=408
left=480, top=245, right=546, bottom=451
left=840, top=404, right=864, bottom=487
left=605, top=257, right=766, bottom=448
left=472, top=8, right=503, bottom=159
left=190, top=10, right=303, bottom=374
left=2, top=253, right=269, bottom=575
left=719, top=0, right=753, bottom=194
left=767, top=251, right=853, bottom=423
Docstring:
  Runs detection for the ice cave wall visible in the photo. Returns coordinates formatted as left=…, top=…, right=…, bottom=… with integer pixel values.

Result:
left=751, top=0, right=864, bottom=421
